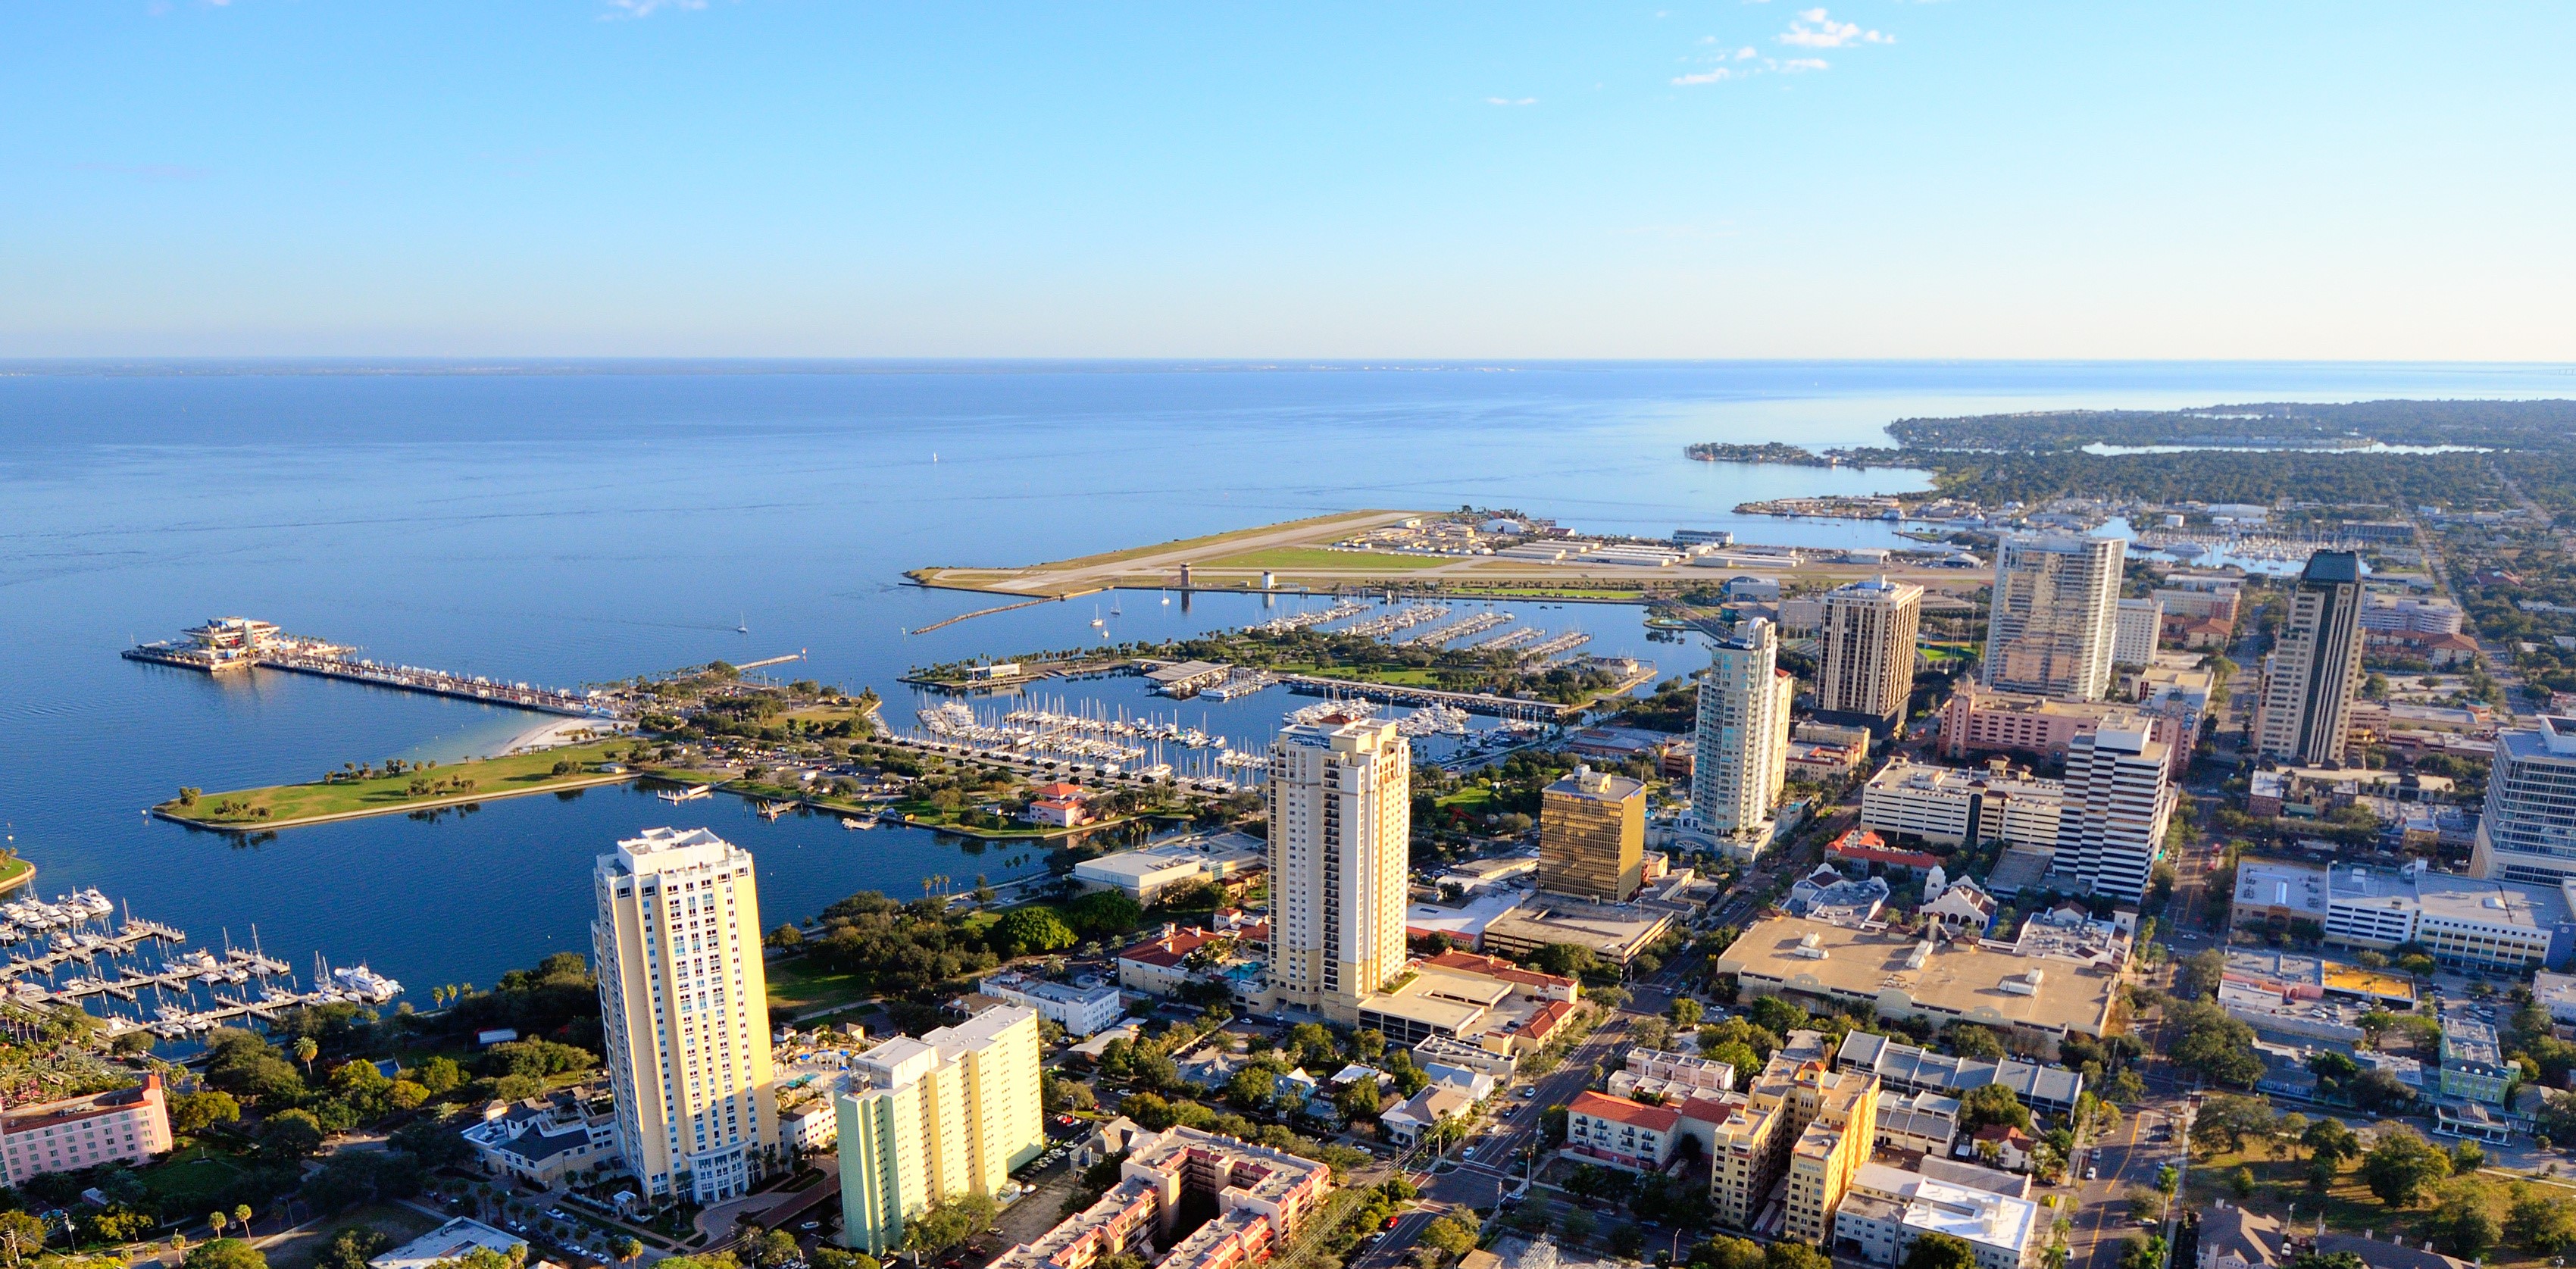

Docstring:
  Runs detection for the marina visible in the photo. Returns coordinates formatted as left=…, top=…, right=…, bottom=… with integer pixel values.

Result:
left=0, top=886, right=403, bottom=1041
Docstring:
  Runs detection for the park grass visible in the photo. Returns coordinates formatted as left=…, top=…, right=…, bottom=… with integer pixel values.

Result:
left=139, top=1142, right=249, bottom=1213
left=164, top=740, right=635, bottom=827
left=2184, top=1144, right=2558, bottom=1269
left=0, top=855, right=30, bottom=892
left=261, top=1203, right=443, bottom=1269
left=1436, top=786, right=1497, bottom=811
left=765, top=957, right=875, bottom=1019
left=1276, top=663, right=1449, bottom=687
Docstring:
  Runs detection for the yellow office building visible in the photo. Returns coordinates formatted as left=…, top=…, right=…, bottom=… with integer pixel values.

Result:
left=1537, top=766, right=1646, bottom=902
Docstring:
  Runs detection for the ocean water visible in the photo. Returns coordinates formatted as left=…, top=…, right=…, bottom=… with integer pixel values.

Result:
left=1, top=358, right=2568, bottom=1004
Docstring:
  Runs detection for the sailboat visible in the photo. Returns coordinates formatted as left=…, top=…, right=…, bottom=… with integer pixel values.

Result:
left=1089, top=606, right=1105, bottom=629
left=1110, top=598, right=1123, bottom=617
left=1159, top=590, right=1171, bottom=605
left=736, top=613, right=749, bottom=634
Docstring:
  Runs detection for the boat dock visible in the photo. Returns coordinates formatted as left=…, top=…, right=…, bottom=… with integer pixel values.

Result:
left=1278, top=674, right=1566, bottom=720
left=1402, top=611, right=1511, bottom=646
left=2, top=920, right=185, bottom=981
left=0, top=887, right=405, bottom=1039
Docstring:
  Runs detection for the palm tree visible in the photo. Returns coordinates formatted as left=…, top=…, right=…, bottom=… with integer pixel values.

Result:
left=233, top=1205, right=251, bottom=1235
left=207, top=1212, right=227, bottom=1240
left=293, top=1037, right=318, bottom=1074
left=615, top=1237, right=644, bottom=1269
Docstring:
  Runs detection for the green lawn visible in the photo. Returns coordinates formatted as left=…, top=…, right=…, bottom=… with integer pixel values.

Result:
left=139, top=1142, right=250, bottom=1213
left=766, top=957, right=875, bottom=1019
left=164, top=739, right=635, bottom=825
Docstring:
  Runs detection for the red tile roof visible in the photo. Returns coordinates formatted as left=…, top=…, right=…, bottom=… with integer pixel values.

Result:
left=1675, top=1095, right=1743, bottom=1126
left=1570, top=1089, right=1680, bottom=1132
left=1030, top=782, right=1087, bottom=799
left=1118, top=927, right=1224, bottom=969
left=1523, top=999, right=1576, bottom=1041
left=1424, top=949, right=1575, bottom=992
left=1829, top=827, right=1941, bottom=870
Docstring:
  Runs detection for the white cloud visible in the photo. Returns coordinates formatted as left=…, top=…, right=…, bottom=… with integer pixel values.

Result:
left=600, top=0, right=706, bottom=17
left=1778, top=57, right=1830, bottom=71
left=1737, top=45, right=1758, bottom=58
left=1779, top=8, right=1891, bottom=47
left=1671, top=67, right=1736, bottom=84
left=1484, top=97, right=1539, bottom=105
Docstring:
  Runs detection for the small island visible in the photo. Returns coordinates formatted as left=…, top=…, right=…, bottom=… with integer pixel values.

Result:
left=1683, top=441, right=1838, bottom=466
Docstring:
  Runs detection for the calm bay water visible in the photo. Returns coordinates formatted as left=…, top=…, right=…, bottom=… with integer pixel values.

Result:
left=2, top=359, right=2570, bottom=1004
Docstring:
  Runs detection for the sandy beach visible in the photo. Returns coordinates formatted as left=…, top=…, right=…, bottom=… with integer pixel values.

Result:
left=492, top=716, right=630, bottom=757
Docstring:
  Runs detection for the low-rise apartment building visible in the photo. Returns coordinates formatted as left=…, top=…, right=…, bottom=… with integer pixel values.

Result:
left=979, top=971, right=1126, bottom=1037
left=983, top=1126, right=1332, bottom=1269
left=1833, top=1158, right=2039, bottom=1269
left=461, top=1084, right=617, bottom=1186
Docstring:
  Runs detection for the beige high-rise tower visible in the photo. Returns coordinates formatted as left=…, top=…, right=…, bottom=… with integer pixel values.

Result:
left=1815, top=576, right=1922, bottom=736
left=1268, top=714, right=1410, bottom=1022
left=1983, top=533, right=2125, bottom=701
left=1536, top=765, right=1646, bottom=901
left=594, top=827, right=780, bottom=1203
left=2254, top=551, right=2366, bottom=766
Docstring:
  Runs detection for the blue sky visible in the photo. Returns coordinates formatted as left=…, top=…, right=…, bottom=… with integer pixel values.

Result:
left=5, top=2, right=2572, bottom=358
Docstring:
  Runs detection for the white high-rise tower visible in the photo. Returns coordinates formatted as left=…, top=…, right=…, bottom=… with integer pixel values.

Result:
left=1693, top=618, right=1794, bottom=855
left=594, top=827, right=779, bottom=1202
left=1267, top=714, right=1410, bottom=1022
left=2055, top=723, right=2175, bottom=902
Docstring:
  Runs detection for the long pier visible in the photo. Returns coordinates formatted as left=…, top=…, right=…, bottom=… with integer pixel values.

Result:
left=255, top=651, right=608, bottom=716
left=125, top=635, right=613, bottom=718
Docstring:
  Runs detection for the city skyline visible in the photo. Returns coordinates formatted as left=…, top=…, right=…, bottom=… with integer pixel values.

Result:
left=7, top=5, right=2573, bottom=358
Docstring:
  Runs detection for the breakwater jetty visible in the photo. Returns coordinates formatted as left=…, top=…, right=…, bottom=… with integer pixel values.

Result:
left=123, top=616, right=614, bottom=717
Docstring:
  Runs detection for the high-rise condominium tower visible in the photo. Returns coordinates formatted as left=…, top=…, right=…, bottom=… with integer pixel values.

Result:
left=2253, top=550, right=2367, bottom=766
left=2055, top=722, right=2175, bottom=902
left=1268, top=715, right=1410, bottom=1022
left=1982, top=533, right=2125, bottom=702
left=2471, top=715, right=2576, bottom=883
left=594, top=827, right=779, bottom=1202
left=1815, top=575, right=1923, bottom=736
left=1694, top=618, right=1794, bottom=850
left=1536, top=765, right=1646, bottom=902
left=834, top=1005, right=1045, bottom=1254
